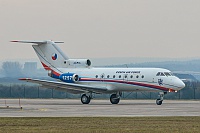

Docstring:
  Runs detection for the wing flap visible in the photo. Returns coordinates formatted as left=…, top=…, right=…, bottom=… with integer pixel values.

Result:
left=19, top=78, right=108, bottom=94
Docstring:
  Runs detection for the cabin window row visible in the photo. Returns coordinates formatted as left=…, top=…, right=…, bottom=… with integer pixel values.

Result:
left=95, top=75, right=144, bottom=79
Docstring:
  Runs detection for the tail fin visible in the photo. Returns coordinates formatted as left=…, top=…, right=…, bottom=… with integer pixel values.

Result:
left=11, top=40, right=68, bottom=71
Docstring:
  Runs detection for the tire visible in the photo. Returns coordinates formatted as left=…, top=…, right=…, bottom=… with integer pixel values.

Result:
left=81, top=94, right=91, bottom=104
left=110, top=94, right=120, bottom=104
left=156, top=99, right=163, bottom=105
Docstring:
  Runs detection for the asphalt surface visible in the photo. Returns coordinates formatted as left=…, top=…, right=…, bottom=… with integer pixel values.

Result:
left=0, top=99, right=199, bottom=117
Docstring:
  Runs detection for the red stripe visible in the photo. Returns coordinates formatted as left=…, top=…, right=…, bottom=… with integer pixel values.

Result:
left=19, top=78, right=32, bottom=81
left=41, top=62, right=51, bottom=70
left=80, top=78, right=173, bottom=92
left=41, top=62, right=60, bottom=76
left=52, top=71, right=60, bottom=76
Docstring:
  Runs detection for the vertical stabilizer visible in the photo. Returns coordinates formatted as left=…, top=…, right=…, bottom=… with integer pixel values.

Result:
left=11, top=40, right=68, bottom=71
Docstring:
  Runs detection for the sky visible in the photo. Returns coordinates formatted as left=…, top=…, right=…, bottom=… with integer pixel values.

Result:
left=0, top=0, right=200, bottom=61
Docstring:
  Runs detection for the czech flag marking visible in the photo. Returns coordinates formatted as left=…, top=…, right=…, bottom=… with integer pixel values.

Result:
left=52, top=53, right=57, bottom=60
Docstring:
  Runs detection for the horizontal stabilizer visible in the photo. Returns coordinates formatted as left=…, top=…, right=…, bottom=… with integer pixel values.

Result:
left=11, top=40, right=64, bottom=44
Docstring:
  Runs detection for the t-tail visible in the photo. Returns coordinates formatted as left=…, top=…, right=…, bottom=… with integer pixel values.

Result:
left=11, top=40, right=92, bottom=78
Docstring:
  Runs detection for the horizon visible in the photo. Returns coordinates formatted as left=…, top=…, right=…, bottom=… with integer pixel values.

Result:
left=1, top=56, right=200, bottom=68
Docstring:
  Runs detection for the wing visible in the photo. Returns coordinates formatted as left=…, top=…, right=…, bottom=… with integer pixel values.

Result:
left=19, top=78, right=108, bottom=94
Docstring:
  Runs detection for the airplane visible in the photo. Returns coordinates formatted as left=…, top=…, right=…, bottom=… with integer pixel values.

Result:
left=11, top=40, right=185, bottom=105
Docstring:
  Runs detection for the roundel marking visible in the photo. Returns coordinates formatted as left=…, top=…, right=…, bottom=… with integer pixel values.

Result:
left=52, top=53, right=57, bottom=60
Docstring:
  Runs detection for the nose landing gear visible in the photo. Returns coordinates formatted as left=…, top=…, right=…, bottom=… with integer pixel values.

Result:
left=156, top=92, right=167, bottom=105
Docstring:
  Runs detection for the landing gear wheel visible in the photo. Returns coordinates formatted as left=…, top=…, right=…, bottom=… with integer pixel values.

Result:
left=110, top=94, right=120, bottom=104
left=81, top=94, right=91, bottom=104
left=156, top=99, right=163, bottom=105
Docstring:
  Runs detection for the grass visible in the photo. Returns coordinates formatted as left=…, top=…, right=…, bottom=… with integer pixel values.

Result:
left=0, top=117, right=200, bottom=133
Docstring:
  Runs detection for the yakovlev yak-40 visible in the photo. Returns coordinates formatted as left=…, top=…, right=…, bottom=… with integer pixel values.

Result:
left=11, top=40, right=185, bottom=105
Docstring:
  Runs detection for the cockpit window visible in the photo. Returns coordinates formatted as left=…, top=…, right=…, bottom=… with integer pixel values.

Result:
left=164, top=72, right=171, bottom=76
left=156, top=72, right=161, bottom=76
left=160, top=72, right=165, bottom=76
left=169, top=72, right=174, bottom=76
left=156, top=72, right=165, bottom=76
left=156, top=72, right=174, bottom=76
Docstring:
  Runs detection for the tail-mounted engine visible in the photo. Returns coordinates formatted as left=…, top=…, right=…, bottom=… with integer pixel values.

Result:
left=59, top=73, right=79, bottom=83
left=64, top=59, right=91, bottom=68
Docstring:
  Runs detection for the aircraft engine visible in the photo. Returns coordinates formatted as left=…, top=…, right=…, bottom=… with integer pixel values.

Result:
left=64, top=59, right=91, bottom=68
left=59, top=73, right=79, bottom=83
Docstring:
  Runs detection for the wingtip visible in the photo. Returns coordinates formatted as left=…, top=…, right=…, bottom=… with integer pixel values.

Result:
left=10, top=40, right=19, bottom=42
left=19, top=78, right=32, bottom=80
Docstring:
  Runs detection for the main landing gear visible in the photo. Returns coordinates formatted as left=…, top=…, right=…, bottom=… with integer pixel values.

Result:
left=156, top=92, right=167, bottom=105
left=110, top=92, right=122, bottom=104
left=81, top=94, right=91, bottom=104
left=81, top=92, right=122, bottom=104
left=110, top=94, right=120, bottom=104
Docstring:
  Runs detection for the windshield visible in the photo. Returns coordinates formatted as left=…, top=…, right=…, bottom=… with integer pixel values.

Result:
left=156, top=72, right=174, bottom=76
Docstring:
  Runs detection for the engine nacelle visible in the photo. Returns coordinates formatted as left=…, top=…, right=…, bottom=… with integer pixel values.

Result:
left=59, top=73, right=79, bottom=83
left=64, top=59, right=91, bottom=68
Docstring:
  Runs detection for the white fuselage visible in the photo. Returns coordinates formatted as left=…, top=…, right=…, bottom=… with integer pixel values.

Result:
left=13, top=40, right=186, bottom=104
left=57, top=67, right=185, bottom=93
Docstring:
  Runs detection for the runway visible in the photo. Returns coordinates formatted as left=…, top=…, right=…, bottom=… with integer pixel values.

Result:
left=0, top=99, right=200, bottom=117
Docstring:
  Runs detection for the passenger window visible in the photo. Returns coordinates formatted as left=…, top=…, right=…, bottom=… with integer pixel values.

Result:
left=130, top=75, right=133, bottom=78
left=136, top=75, right=139, bottom=78
left=125, top=75, right=127, bottom=78
left=141, top=75, right=144, bottom=78
left=113, top=75, right=116, bottom=78
left=101, top=75, right=104, bottom=78
left=107, top=75, right=110, bottom=78
left=96, top=75, right=98, bottom=78
left=119, top=75, right=121, bottom=78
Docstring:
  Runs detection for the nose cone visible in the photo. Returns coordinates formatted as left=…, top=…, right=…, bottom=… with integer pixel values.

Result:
left=176, top=79, right=185, bottom=90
